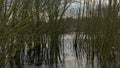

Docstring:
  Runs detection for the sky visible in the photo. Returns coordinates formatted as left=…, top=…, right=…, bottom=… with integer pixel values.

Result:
left=66, top=0, right=109, bottom=14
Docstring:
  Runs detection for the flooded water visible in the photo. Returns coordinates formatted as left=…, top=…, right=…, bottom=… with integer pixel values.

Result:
left=6, top=33, right=120, bottom=68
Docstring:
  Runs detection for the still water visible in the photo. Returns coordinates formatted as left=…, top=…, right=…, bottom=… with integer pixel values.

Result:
left=7, top=33, right=119, bottom=68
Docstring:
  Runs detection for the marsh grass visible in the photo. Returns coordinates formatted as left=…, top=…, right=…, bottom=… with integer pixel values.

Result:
left=0, top=0, right=120, bottom=68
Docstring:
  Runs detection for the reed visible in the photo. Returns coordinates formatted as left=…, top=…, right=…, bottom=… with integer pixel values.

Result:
left=0, top=0, right=120, bottom=68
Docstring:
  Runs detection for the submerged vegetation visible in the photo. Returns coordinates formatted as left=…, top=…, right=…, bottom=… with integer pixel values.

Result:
left=0, top=0, right=120, bottom=68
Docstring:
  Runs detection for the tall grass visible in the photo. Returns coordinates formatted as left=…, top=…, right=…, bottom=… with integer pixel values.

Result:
left=0, top=0, right=120, bottom=68
left=74, top=0, right=120, bottom=68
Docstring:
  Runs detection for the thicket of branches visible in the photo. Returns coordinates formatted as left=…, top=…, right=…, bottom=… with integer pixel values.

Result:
left=0, top=0, right=120, bottom=68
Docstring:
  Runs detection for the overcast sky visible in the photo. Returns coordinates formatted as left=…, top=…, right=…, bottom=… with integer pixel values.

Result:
left=66, top=0, right=109, bottom=14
